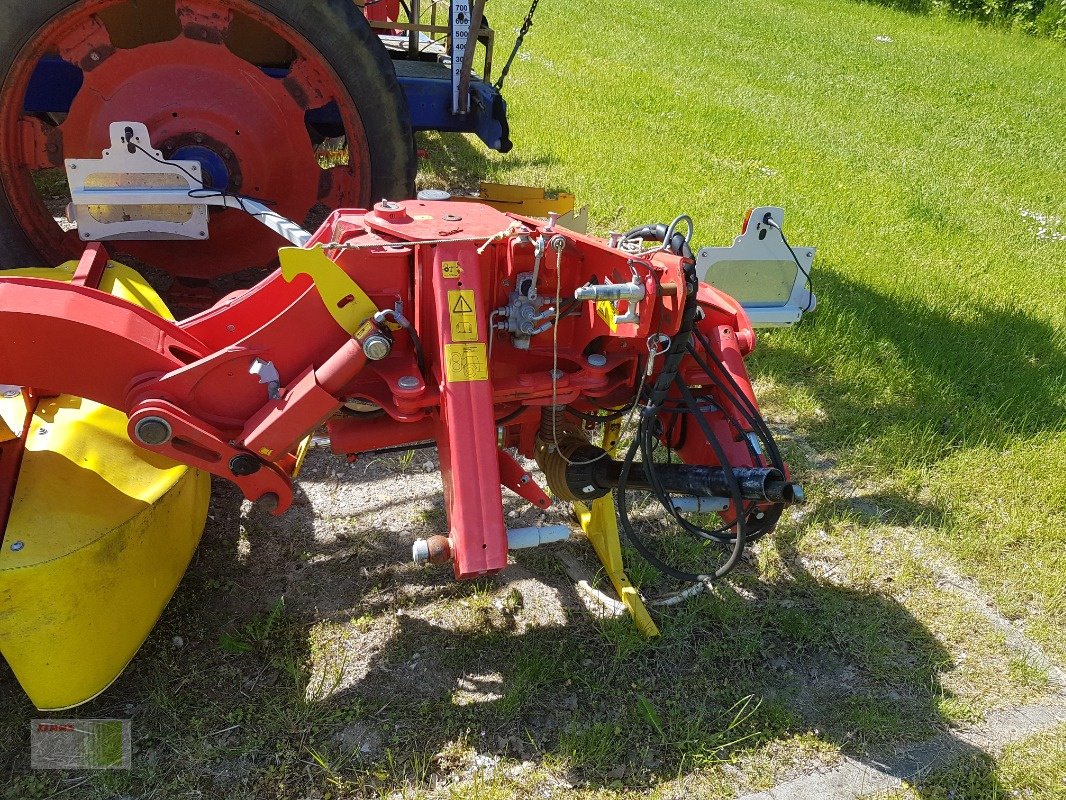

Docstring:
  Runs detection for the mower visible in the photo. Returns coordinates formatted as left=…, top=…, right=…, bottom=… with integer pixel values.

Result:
left=0, top=0, right=818, bottom=710
left=0, top=120, right=815, bottom=709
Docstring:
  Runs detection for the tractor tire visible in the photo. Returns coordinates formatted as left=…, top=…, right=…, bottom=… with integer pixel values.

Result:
left=0, top=0, right=416, bottom=272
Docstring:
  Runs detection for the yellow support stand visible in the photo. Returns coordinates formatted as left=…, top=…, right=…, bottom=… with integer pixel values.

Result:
left=572, top=420, right=659, bottom=637
left=574, top=497, right=659, bottom=637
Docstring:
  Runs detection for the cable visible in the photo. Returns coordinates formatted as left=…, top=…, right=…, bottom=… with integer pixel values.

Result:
left=613, top=253, right=753, bottom=584
left=125, top=138, right=277, bottom=218
left=760, top=213, right=814, bottom=313
left=495, top=405, right=526, bottom=425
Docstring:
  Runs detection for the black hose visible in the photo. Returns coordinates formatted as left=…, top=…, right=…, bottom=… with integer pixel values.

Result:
left=621, top=223, right=694, bottom=260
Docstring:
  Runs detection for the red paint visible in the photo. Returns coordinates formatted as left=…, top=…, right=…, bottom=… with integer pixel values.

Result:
left=0, top=200, right=785, bottom=575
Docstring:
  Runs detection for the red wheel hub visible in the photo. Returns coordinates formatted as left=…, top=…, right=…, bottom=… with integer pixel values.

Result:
left=64, top=38, right=320, bottom=278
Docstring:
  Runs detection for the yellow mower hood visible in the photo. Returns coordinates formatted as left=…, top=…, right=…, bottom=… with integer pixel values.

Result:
left=0, top=262, right=210, bottom=710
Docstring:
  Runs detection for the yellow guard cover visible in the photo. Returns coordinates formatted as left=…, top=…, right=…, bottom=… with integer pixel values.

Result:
left=0, top=262, right=210, bottom=710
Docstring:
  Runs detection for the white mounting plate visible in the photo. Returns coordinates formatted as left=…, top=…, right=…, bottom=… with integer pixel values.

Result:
left=65, top=122, right=209, bottom=242
left=697, top=206, right=817, bottom=328
left=64, top=121, right=311, bottom=247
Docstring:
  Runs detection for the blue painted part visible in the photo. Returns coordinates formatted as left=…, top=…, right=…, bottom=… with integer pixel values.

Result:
left=171, top=145, right=229, bottom=189
left=23, top=57, right=81, bottom=114
left=24, top=57, right=512, bottom=153
left=399, top=75, right=512, bottom=152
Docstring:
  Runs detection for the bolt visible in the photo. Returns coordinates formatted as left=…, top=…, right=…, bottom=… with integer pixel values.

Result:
left=193, top=133, right=204, bottom=144
left=550, top=369, right=565, bottom=380
left=755, top=511, right=765, bottom=520
left=36, top=427, right=47, bottom=435
left=397, top=375, right=420, bottom=390
left=442, top=214, right=462, bottom=222
left=10, top=541, right=24, bottom=552
left=134, top=416, right=172, bottom=446
left=362, top=333, right=391, bottom=361
left=198, top=231, right=207, bottom=237
left=586, top=354, right=607, bottom=368
left=226, top=324, right=235, bottom=332
left=229, top=454, right=261, bottom=477
left=89, top=51, right=100, bottom=62
left=412, top=535, right=452, bottom=565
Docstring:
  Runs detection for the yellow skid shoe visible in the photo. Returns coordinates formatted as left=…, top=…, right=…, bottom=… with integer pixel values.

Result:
left=0, top=262, right=210, bottom=710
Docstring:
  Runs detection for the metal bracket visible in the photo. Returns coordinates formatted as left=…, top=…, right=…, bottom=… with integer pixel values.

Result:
left=65, top=121, right=311, bottom=247
left=696, top=206, right=817, bottom=327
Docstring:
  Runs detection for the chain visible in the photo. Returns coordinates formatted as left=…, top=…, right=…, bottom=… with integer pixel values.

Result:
left=494, top=0, right=540, bottom=90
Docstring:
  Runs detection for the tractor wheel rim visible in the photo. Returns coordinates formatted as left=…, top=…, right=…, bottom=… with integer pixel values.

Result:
left=0, top=0, right=372, bottom=280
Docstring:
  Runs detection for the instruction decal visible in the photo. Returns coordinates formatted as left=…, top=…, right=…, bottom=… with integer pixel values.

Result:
left=444, top=343, right=488, bottom=382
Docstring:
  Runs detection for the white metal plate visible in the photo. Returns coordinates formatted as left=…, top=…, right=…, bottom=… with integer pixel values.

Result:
left=697, top=206, right=817, bottom=328
left=66, top=121, right=208, bottom=242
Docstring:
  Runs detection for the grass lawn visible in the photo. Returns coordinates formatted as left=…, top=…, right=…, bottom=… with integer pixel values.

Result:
left=423, top=0, right=1065, bottom=791
left=425, top=0, right=1066, bottom=682
left=1, top=0, right=1064, bottom=798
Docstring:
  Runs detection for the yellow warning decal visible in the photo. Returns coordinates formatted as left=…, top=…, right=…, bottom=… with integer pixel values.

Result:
left=596, top=300, right=619, bottom=332
left=354, top=320, right=375, bottom=340
left=444, top=343, right=489, bottom=382
left=447, top=289, right=479, bottom=341
left=442, top=260, right=461, bottom=278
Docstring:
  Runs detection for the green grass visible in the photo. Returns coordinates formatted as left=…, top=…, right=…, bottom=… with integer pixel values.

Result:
left=863, top=723, right=1066, bottom=799
left=425, top=0, right=1066, bottom=662
left=2, top=1, right=1065, bottom=798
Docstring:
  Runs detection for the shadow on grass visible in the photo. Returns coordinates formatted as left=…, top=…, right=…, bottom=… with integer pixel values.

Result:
left=416, top=130, right=570, bottom=198
left=263, top=518, right=1009, bottom=798
left=0, top=474, right=324, bottom=797
left=0, top=457, right=1012, bottom=799
left=755, top=267, right=1066, bottom=461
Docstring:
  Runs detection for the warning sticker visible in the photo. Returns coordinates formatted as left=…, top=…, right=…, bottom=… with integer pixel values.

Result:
left=444, top=343, right=488, bottom=382
left=447, top=289, right=479, bottom=341
left=441, top=260, right=461, bottom=278
left=596, top=300, right=619, bottom=332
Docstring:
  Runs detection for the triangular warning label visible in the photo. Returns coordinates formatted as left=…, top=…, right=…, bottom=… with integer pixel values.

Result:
left=452, top=295, right=474, bottom=314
